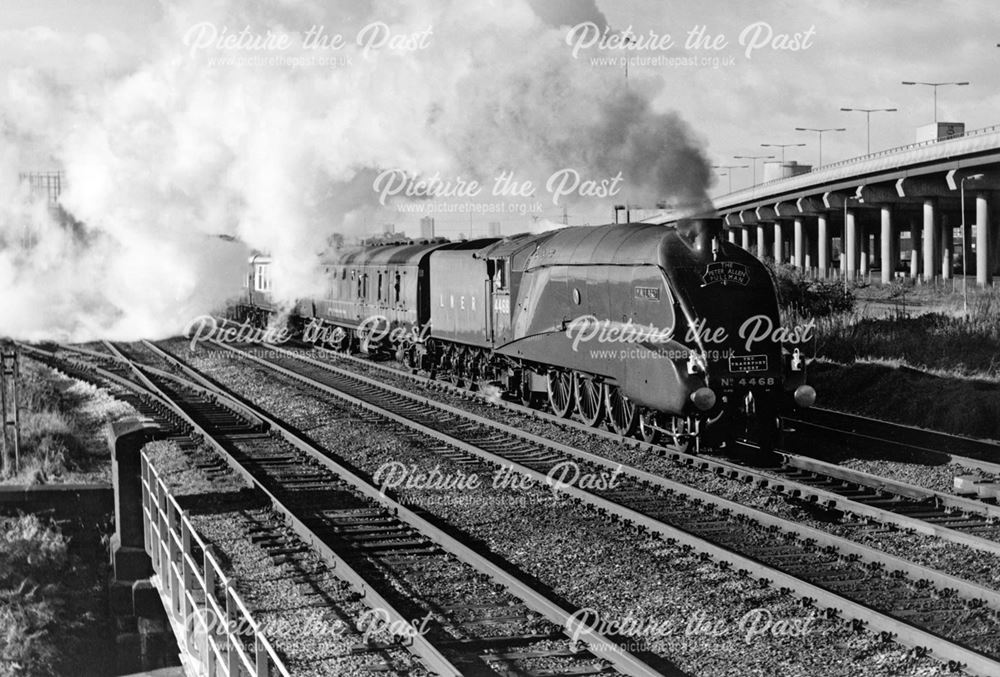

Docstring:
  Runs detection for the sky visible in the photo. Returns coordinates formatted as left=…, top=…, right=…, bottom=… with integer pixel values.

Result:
left=600, top=0, right=1000, bottom=191
left=5, top=0, right=996, bottom=205
left=3, top=0, right=998, bottom=208
left=1, top=0, right=998, bottom=340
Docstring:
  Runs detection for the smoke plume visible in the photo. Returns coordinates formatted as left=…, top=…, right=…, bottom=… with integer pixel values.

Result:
left=0, top=0, right=712, bottom=341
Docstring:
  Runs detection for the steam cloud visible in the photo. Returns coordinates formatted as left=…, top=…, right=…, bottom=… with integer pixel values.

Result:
left=0, top=0, right=712, bottom=342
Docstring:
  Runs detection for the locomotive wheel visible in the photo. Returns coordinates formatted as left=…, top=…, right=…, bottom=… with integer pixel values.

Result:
left=519, top=368, right=543, bottom=408
left=574, top=373, right=605, bottom=427
left=638, top=409, right=661, bottom=444
left=463, top=350, right=483, bottom=391
left=547, top=370, right=575, bottom=418
left=605, top=385, right=638, bottom=437
left=443, top=346, right=461, bottom=385
left=483, top=357, right=502, bottom=384
left=335, top=330, right=353, bottom=354
left=455, top=348, right=471, bottom=387
left=403, top=344, right=419, bottom=371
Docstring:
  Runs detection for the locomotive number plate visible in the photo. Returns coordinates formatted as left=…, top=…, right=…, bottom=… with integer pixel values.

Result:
left=728, top=354, right=768, bottom=372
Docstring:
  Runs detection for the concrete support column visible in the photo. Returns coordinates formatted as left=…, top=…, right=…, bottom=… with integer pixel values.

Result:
left=804, top=225, right=815, bottom=273
left=817, top=214, right=829, bottom=278
left=859, top=223, right=869, bottom=278
left=845, top=209, right=858, bottom=281
left=727, top=228, right=737, bottom=244
left=940, top=214, right=952, bottom=280
left=793, top=218, right=804, bottom=268
left=977, top=193, right=991, bottom=287
left=740, top=226, right=750, bottom=251
left=880, top=207, right=892, bottom=284
left=910, top=222, right=921, bottom=279
left=892, top=222, right=903, bottom=277
left=923, top=199, right=937, bottom=282
left=756, top=224, right=767, bottom=260
left=773, top=222, right=784, bottom=264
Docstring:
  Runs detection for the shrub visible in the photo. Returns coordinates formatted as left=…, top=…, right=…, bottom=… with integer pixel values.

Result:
left=768, top=263, right=855, bottom=318
left=0, top=515, right=71, bottom=677
left=0, top=515, right=69, bottom=588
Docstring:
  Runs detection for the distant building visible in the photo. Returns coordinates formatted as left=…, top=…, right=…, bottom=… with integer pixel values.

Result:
left=916, top=122, right=965, bottom=143
left=487, top=221, right=501, bottom=237
left=382, top=223, right=395, bottom=234
left=762, top=161, right=812, bottom=183
left=420, top=216, right=435, bottom=239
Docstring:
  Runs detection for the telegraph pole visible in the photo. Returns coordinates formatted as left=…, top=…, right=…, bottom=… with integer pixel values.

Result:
left=0, top=340, right=21, bottom=477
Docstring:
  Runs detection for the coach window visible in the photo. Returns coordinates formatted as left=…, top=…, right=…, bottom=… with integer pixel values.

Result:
left=377, top=272, right=383, bottom=302
left=394, top=272, right=402, bottom=305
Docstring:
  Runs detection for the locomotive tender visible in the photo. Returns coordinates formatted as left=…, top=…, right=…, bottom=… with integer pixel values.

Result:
left=238, top=218, right=816, bottom=453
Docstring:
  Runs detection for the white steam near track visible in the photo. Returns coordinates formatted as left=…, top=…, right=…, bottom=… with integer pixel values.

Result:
left=0, top=0, right=712, bottom=341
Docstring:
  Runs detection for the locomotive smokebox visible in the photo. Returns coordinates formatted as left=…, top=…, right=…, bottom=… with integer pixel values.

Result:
left=675, top=217, right=723, bottom=262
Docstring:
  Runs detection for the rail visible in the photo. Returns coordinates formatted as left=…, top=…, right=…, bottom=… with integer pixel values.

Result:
left=200, top=339, right=1000, bottom=675
left=141, top=452, right=291, bottom=677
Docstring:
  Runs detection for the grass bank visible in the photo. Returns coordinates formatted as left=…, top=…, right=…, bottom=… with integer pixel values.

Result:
left=5, top=359, right=137, bottom=485
left=771, top=265, right=1000, bottom=437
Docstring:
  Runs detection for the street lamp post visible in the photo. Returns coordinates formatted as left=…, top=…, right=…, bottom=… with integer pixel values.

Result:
left=901, top=81, right=969, bottom=123
left=961, top=173, right=985, bottom=318
left=712, top=164, right=748, bottom=193
left=760, top=143, right=806, bottom=165
left=840, top=107, right=897, bottom=154
left=794, top=127, right=846, bottom=166
left=733, top=155, right=774, bottom=186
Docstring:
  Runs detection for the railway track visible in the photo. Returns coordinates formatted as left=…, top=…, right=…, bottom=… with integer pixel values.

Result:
left=63, top=337, right=1000, bottom=557
left=786, top=407, right=1000, bottom=475
left=140, top=337, right=1000, bottom=676
left=36, top=342, right=670, bottom=677
left=197, top=334, right=1000, bottom=560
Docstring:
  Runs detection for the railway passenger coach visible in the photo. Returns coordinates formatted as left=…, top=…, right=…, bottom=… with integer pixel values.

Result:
left=235, top=218, right=815, bottom=454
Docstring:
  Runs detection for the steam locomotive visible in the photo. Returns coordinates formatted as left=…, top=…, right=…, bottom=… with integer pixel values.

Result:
left=237, top=218, right=816, bottom=454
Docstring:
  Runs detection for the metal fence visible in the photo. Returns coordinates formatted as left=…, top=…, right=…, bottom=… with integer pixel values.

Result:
left=141, top=452, right=290, bottom=677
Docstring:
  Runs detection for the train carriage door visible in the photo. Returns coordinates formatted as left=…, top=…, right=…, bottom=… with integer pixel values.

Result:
left=489, top=257, right=511, bottom=345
